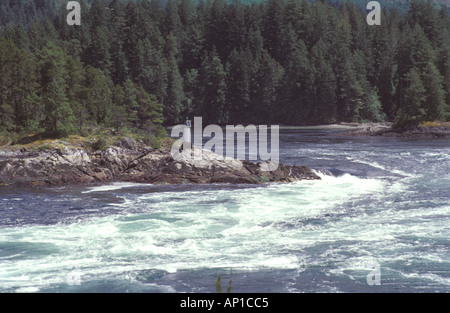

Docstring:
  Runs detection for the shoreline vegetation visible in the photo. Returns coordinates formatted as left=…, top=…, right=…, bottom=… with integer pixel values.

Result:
left=2, top=120, right=449, bottom=188
left=337, top=121, right=450, bottom=137
left=2, top=0, right=450, bottom=141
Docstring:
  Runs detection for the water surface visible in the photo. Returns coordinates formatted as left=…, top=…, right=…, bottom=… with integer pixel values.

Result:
left=1, top=128, right=449, bottom=292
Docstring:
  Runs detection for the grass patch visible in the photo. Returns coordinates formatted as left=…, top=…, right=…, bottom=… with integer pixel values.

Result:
left=1, top=127, right=169, bottom=152
left=418, top=121, right=450, bottom=128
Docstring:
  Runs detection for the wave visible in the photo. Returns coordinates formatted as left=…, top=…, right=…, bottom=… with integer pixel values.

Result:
left=1, top=162, right=447, bottom=292
left=344, top=157, right=413, bottom=178
left=82, top=182, right=153, bottom=194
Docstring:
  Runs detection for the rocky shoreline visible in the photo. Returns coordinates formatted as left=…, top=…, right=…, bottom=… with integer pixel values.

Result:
left=338, top=122, right=450, bottom=138
left=0, top=137, right=320, bottom=188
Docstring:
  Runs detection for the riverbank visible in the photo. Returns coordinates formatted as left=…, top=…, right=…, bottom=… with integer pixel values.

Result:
left=337, top=121, right=450, bottom=138
left=0, top=136, right=320, bottom=188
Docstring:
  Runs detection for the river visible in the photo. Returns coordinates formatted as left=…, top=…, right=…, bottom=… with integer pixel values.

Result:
left=0, top=127, right=449, bottom=292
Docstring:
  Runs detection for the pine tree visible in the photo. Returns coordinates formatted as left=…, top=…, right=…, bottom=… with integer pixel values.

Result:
left=422, top=62, right=447, bottom=121
left=309, top=39, right=337, bottom=123
left=370, top=9, right=398, bottom=117
left=66, top=57, right=85, bottom=132
left=122, top=1, right=140, bottom=80
left=111, top=84, right=128, bottom=130
left=395, top=67, right=426, bottom=128
left=38, top=42, right=75, bottom=137
left=179, top=0, right=196, bottom=27
left=164, top=33, right=185, bottom=125
left=84, top=25, right=112, bottom=76
left=437, top=45, right=450, bottom=114
left=83, top=65, right=113, bottom=126
left=0, top=39, right=18, bottom=131
left=226, top=48, right=251, bottom=124
left=109, top=0, right=128, bottom=85
left=183, top=68, right=199, bottom=117
left=262, top=0, right=286, bottom=63
left=135, top=85, right=165, bottom=133
left=28, top=20, right=48, bottom=52
left=163, top=0, right=182, bottom=37
left=280, top=37, right=311, bottom=123
left=178, top=0, right=204, bottom=74
left=205, top=0, right=228, bottom=60
left=252, top=49, right=285, bottom=124
left=197, top=49, right=228, bottom=124
left=0, top=39, right=40, bottom=132
left=88, top=0, right=111, bottom=28
left=122, top=78, right=139, bottom=127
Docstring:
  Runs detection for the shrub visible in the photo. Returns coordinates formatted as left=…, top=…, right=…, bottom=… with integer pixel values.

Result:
left=91, top=138, right=108, bottom=151
left=0, top=132, right=11, bottom=146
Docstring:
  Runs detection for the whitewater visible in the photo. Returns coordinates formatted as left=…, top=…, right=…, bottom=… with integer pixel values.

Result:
left=0, top=127, right=449, bottom=292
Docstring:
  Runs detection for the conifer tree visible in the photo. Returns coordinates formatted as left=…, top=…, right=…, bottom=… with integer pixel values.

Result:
left=198, top=49, right=228, bottom=124
left=83, top=65, right=113, bottom=126
left=395, top=67, right=426, bottom=128
left=164, top=33, right=185, bottom=125
left=226, top=48, right=251, bottom=123
left=309, top=39, right=337, bottom=123
left=65, top=57, right=85, bottom=132
left=422, top=62, right=447, bottom=121
left=111, top=84, right=128, bottom=130
left=38, top=42, right=75, bottom=136
left=2, top=0, right=450, bottom=133
left=252, top=49, right=285, bottom=123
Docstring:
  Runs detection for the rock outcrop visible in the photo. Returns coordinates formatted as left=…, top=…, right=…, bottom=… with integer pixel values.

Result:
left=337, top=122, right=393, bottom=136
left=0, top=138, right=320, bottom=187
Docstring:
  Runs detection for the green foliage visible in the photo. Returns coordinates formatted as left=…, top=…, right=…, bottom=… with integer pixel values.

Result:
left=394, top=67, right=427, bottom=128
left=83, top=65, right=113, bottom=126
left=37, top=42, right=76, bottom=137
left=1, top=0, right=450, bottom=133
left=91, top=137, right=108, bottom=151
left=362, top=89, right=386, bottom=122
left=164, top=33, right=186, bottom=125
left=422, top=62, right=447, bottom=120
left=197, top=49, right=228, bottom=124
left=216, top=275, right=232, bottom=293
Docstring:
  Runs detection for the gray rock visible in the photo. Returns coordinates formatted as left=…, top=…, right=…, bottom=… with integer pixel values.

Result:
left=116, top=137, right=139, bottom=151
left=0, top=143, right=320, bottom=187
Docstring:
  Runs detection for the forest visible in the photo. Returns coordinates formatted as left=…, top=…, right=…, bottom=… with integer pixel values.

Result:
left=0, top=0, right=450, bottom=140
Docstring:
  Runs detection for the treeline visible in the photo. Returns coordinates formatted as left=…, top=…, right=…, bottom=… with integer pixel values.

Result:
left=0, top=0, right=59, bottom=28
left=0, top=38, right=165, bottom=138
left=1, top=0, right=450, bottom=136
left=0, top=0, right=166, bottom=138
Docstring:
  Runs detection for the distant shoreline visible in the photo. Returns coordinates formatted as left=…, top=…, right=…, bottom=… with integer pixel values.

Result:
left=337, top=122, right=450, bottom=138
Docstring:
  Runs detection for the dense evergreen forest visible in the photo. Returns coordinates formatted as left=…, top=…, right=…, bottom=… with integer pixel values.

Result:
left=1, top=0, right=450, bottom=139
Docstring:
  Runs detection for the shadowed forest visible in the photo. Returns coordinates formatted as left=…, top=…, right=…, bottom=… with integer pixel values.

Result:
left=1, top=0, right=450, bottom=139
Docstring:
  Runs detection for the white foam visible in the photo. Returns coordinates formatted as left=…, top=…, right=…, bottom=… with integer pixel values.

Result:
left=82, top=182, right=152, bottom=193
left=399, top=271, right=450, bottom=286
left=346, top=157, right=413, bottom=178
left=0, top=169, right=446, bottom=292
left=15, top=286, right=40, bottom=293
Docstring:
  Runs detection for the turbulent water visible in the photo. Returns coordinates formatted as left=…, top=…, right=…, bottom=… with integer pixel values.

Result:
left=1, top=127, right=449, bottom=293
